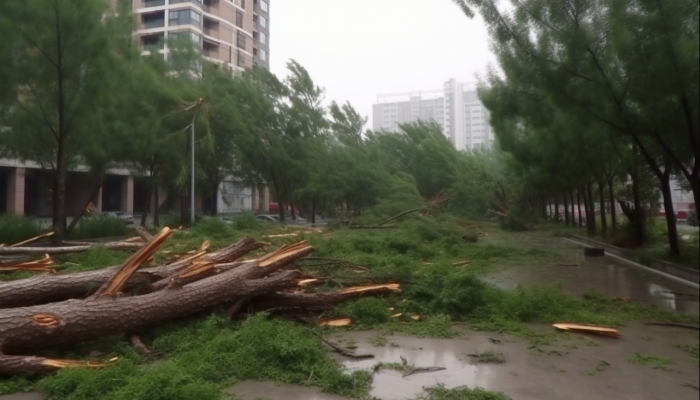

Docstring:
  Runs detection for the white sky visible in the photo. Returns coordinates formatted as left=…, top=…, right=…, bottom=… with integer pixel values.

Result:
left=268, top=0, right=497, bottom=129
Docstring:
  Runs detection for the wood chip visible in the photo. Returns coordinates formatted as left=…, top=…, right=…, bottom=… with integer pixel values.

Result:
left=319, top=318, right=352, bottom=327
left=553, top=323, right=621, bottom=338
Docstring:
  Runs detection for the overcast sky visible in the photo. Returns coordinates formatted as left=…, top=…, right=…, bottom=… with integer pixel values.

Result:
left=268, top=0, right=497, bottom=129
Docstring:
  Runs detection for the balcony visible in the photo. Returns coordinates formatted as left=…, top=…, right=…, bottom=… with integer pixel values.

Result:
left=143, top=0, right=165, bottom=7
left=170, top=0, right=203, bottom=7
left=141, top=12, right=166, bottom=30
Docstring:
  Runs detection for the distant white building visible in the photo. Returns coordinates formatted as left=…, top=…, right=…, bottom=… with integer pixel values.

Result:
left=372, top=79, right=494, bottom=151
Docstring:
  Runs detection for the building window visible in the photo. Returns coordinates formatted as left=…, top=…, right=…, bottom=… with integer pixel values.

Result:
left=260, top=0, right=269, bottom=12
left=259, top=15, right=267, bottom=28
left=169, top=9, right=201, bottom=28
left=169, top=30, right=201, bottom=46
left=235, top=10, right=243, bottom=27
left=259, top=32, right=266, bottom=45
left=237, top=30, right=246, bottom=49
left=259, top=49, right=267, bottom=61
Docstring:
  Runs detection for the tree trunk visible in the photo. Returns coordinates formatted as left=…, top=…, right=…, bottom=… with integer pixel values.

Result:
left=631, top=169, right=645, bottom=243
left=659, top=168, right=681, bottom=257
left=585, top=181, right=597, bottom=236
left=252, top=284, right=401, bottom=312
left=66, top=178, right=103, bottom=236
left=607, top=177, right=617, bottom=235
left=0, top=238, right=262, bottom=309
left=577, top=188, right=583, bottom=228
left=598, top=179, right=607, bottom=238
left=140, top=183, right=153, bottom=227
left=0, top=242, right=312, bottom=358
left=554, top=196, right=560, bottom=222
left=311, top=195, right=317, bottom=224
left=52, top=148, right=68, bottom=246
left=0, top=241, right=142, bottom=256
left=153, top=188, right=160, bottom=227
left=564, top=194, right=570, bottom=227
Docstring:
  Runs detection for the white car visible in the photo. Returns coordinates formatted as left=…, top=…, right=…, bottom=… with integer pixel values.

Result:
left=103, top=211, right=134, bottom=225
left=256, top=214, right=280, bottom=222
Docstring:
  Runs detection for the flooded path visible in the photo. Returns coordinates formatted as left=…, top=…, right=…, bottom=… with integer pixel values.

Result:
left=481, top=237, right=699, bottom=314
left=230, top=324, right=699, bottom=400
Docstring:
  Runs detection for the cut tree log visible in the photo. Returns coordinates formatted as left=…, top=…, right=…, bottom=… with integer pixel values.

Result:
left=0, top=244, right=313, bottom=374
left=0, top=241, right=144, bottom=255
left=0, top=237, right=263, bottom=309
left=252, top=283, right=401, bottom=311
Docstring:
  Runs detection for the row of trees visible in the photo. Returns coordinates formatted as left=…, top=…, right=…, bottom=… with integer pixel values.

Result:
left=0, top=0, right=503, bottom=244
left=455, top=0, right=698, bottom=256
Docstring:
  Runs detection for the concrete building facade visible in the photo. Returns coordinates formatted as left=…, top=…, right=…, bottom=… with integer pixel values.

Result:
left=2, top=0, right=272, bottom=218
left=373, top=79, right=494, bottom=151
left=133, top=0, right=270, bottom=70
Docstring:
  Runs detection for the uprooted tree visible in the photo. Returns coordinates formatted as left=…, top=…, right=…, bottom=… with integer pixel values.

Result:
left=0, top=228, right=400, bottom=376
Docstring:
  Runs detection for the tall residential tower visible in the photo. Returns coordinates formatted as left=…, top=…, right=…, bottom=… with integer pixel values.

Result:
left=373, top=79, right=493, bottom=151
left=132, top=0, right=270, bottom=71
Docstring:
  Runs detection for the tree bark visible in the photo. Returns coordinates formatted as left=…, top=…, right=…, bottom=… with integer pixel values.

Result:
left=140, top=182, right=153, bottom=227
left=564, top=194, right=570, bottom=227
left=598, top=179, right=607, bottom=238
left=607, top=176, right=617, bottom=235
left=586, top=180, right=597, bottom=236
left=0, top=238, right=262, bottom=308
left=0, top=242, right=142, bottom=256
left=577, top=188, right=583, bottom=228
left=153, top=188, right=160, bottom=227
left=659, top=168, right=681, bottom=257
left=66, top=177, right=103, bottom=236
left=554, top=195, right=560, bottom=222
left=630, top=168, right=646, bottom=243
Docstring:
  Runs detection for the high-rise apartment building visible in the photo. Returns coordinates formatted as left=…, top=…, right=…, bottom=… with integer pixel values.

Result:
left=373, top=79, right=494, bottom=151
left=132, top=0, right=270, bottom=71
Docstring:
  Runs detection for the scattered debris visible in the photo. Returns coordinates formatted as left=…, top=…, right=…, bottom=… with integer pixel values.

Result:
left=0, top=240, right=144, bottom=256
left=487, top=337, right=502, bottom=344
left=392, top=313, right=403, bottom=318
left=553, top=323, right=622, bottom=338
left=319, top=318, right=353, bottom=327
left=410, top=315, right=421, bottom=321
left=467, top=349, right=506, bottom=364
left=0, top=254, right=56, bottom=274
left=556, top=263, right=579, bottom=267
left=263, top=233, right=300, bottom=238
left=373, top=357, right=446, bottom=377
left=319, top=336, right=373, bottom=359
left=685, top=383, right=700, bottom=391
left=453, top=260, right=472, bottom=267
left=9, top=232, right=56, bottom=247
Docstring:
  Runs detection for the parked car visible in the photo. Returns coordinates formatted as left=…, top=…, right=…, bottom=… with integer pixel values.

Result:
left=289, top=215, right=307, bottom=224
left=103, top=211, right=134, bottom=225
left=688, top=211, right=698, bottom=227
left=256, top=214, right=280, bottom=223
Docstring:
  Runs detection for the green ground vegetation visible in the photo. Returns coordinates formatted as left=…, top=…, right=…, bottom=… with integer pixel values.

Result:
left=467, top=350, right=507, bottom=364
left=1, top=215, right=697, bottom=399
left=629, top=353, right=675, bottom=371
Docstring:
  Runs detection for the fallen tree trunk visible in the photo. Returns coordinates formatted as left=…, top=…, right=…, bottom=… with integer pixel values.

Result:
left=0, top=238, right=263, bottom=309
left=252, top=283, right=401, bottom=311
left=0, top=241, right=144, bottom=256
left=0, top=243, right=312, bottom=374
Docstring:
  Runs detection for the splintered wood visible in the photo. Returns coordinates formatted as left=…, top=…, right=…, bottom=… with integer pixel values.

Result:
left=553, top=323, right=622, bottom=338
left=0, top=255, right=55, bottom=273
left=0, top=235, right=402, bottom=376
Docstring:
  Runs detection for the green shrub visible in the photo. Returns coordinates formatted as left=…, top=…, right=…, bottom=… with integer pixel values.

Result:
left=68, top=216, right=129, bottom=240
left=233, top=212, right=260, bottom=230
left=191, top=217, right=234, bottom=239
left=342, top=298, right=391, bottom=326
left=418, top=384, right=512, bottom=400
left=0, top=214, right=42, bottom=245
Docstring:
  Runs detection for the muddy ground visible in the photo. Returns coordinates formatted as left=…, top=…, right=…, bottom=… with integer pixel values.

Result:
left=227, top=323, right=699, bottom=400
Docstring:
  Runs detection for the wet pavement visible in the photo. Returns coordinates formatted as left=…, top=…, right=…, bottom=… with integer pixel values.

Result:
left=229, top=324, right=699, bottom=400
left=481, top=237, right=699, bottom=314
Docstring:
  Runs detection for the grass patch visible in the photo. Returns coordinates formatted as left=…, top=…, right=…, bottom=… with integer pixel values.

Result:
left=68, top=216, right=130, bottom=240
left=674, top=344, right=699, bottom=366
left=29, top=313, right=372, bottom=400
left=0, top=214, right=42, bottom=245
left=629, top=353, right=674, bottom=371
left=414, top=384, right=511, bottom=400
left=467, top=349, right=506, bottom=364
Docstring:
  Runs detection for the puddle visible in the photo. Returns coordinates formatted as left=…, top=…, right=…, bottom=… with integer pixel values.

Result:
left=481, top=240, right=699, bottom=315
left=332, top=328, right=699, bottom=400
left=227, top=381, right=349, bottom=400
